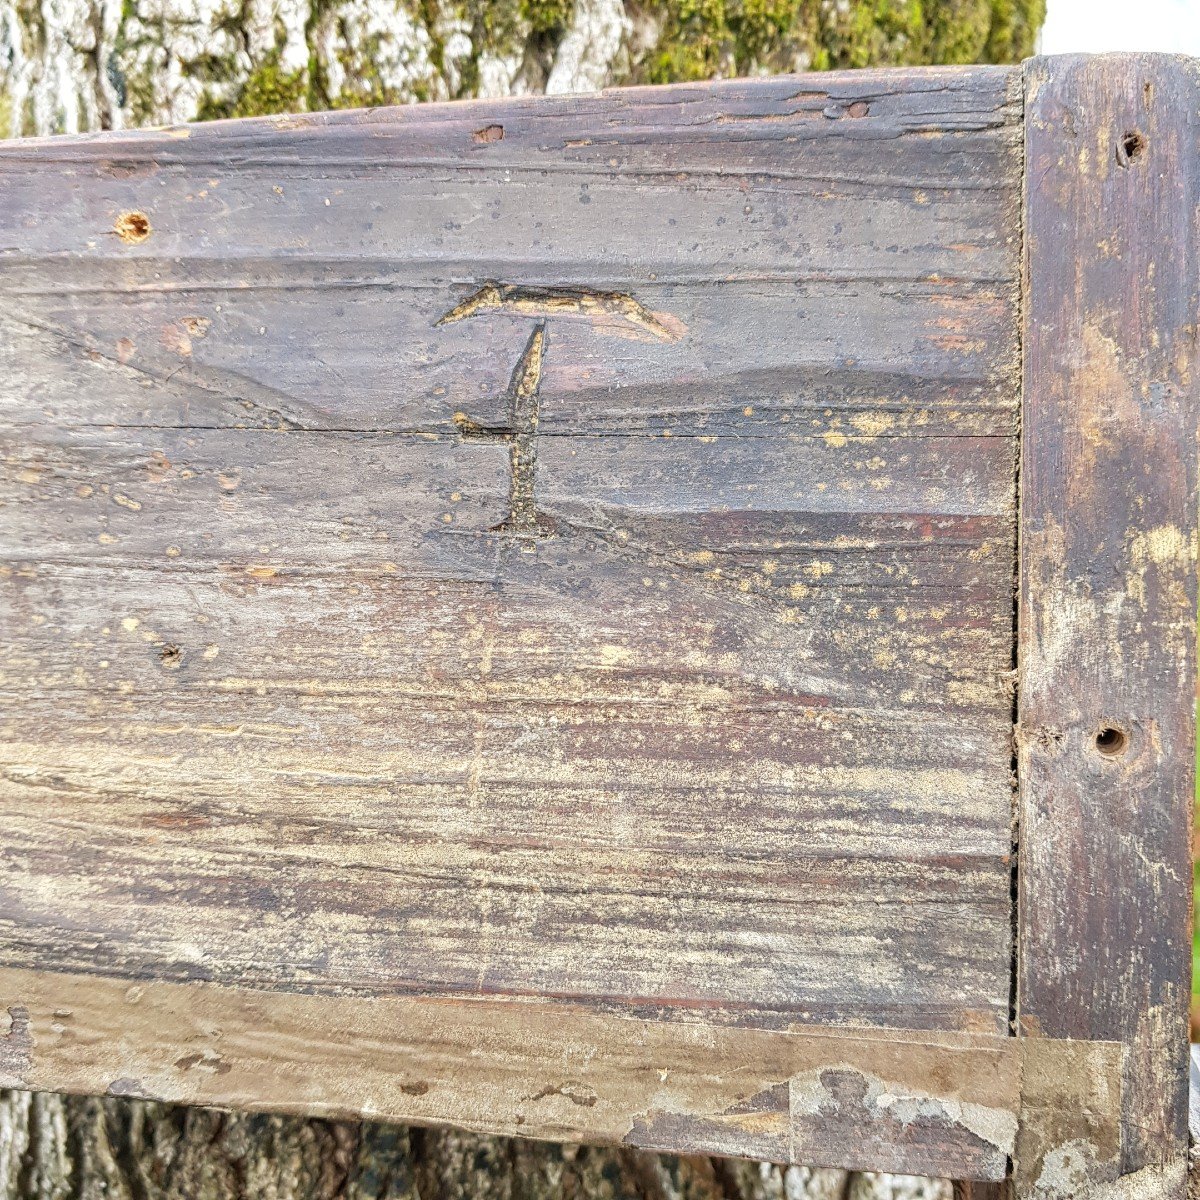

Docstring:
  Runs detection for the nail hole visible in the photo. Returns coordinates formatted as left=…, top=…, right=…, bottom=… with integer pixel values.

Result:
left=473, top=124, right=504, bottom=144
left=1116, top=131, right=1145, bottom=167
left=114, top=210, right=151, bottom=243
left=1094, top=726, right=1129, bottom=757
left=847, top=101, right=869, bottom=119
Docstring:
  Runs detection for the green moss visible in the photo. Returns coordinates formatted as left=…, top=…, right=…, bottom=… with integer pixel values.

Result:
left=628, top=0, right=1040, bottom=82
left=0, top=88, right=12, bottom=140
left=470, top=0, right=525, bottom=56
left=824, top=0, right=927, bottom=68
left=228, top=50, right=307, bottom=118
left=983, top=0, right=1046, bottom=61
left=727, top=0, right=800, bottom=69
left=520, top=0, right=574, bottom=36
left=647, top=0, right=730, bottom=84
left=926, top=0, right=993, bottom=64
left=146, top=0, right=1046, bottom=131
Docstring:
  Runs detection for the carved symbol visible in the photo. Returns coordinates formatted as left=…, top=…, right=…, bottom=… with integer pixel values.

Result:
left=437, top=283, right=683, bottom=541
left=451, top=322, right=554, bottom=539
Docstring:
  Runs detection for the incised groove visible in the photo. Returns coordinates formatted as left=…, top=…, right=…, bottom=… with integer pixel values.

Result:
left=453, top=323, right=554, bottom=540
left=437, top=283, right=684, bottom=343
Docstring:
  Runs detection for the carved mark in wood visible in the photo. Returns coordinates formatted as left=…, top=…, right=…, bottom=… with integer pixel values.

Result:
left=451, top=322, right=553, bottom=539
left=437, top=282, right=683, bottom=343
left=437, top=283, right=682, bottom=540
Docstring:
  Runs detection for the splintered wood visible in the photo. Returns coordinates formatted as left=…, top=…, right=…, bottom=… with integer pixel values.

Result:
left=0, top=55, right=1194, bottom=1198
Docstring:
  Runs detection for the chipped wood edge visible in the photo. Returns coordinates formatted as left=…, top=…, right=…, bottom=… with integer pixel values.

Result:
left=1016, top=53, right=1200, bottom=1198
left=0, top=967, right=1123, bottom=1185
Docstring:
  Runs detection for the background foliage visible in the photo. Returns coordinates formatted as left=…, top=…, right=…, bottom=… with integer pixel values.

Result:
left=0, top=0, right=1045, bottom=137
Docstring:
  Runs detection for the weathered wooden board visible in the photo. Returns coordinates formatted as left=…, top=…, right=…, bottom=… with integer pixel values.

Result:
left=0, top=968, right=1128, bottom=1186
left=0, top=64, right=1022, bottom=1042
left=1, top=54, right=1193, bottom=1195
left=0, top=65, right=1023, bottom=1175
left=1017, top=54, right=1199, bottom=1198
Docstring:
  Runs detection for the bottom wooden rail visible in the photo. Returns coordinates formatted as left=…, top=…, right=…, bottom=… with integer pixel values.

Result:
left=0, top=966, right=1126, bottom=1193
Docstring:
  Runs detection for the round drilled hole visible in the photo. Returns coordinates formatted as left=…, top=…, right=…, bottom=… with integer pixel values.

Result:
left=114, top=210, right=151, bottom=243
left=1116, top=130, right=1145, bottom=167
left=1094, top=726, right=1129, bottom=757
left=847, top=101, right=870, bottom=119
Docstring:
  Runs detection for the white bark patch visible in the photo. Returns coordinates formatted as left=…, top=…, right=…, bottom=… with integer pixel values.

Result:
left=546, top=0, right=630, bottom=95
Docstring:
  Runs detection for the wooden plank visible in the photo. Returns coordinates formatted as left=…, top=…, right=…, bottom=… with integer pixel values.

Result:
left=1017, top=54, right=1199, bottom=1197
left=0, top=65, right=1026, bottom=1172
left=0, top=967, right=1022, bottom=1180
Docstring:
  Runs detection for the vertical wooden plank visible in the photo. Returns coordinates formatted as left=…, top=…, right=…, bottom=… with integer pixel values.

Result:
left=1018, top=54, right=1199, bottom=1197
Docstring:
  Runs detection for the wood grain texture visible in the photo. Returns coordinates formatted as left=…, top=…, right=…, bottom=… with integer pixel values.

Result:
left=0, top=967, right=1113, bottom=1184
left=1017, top=54, right=1200, bottom=1198
left=0, top=67, right=1025, bottom=1172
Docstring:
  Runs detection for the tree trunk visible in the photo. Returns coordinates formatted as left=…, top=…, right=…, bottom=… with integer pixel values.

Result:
left=0, top=0, right=1043, bottom=136
left=0, top=1091, right=954, bottom=1200
left=0, top=1, right=1039, bottom=1196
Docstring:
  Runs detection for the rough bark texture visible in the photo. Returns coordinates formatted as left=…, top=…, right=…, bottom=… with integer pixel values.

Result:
left=0, top=1092, right=954, bottom=1200
left=0, top=0, right=1045, bottom=136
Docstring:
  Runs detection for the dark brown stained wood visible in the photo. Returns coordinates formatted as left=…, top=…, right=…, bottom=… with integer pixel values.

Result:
left=1018, top=55, right=1199, bottom=1197
left=0, top=66, right=1026, bottom=1175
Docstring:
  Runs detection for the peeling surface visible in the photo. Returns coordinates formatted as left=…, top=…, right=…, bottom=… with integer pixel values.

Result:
left=0, top=966, right=1025, bottom=1180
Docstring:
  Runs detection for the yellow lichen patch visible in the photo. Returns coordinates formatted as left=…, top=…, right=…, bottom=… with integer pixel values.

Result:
left=823, top=430, right=848, bottom=448
left=452, top=411, right=485, bottom=437
left=1130, top=524, right=1195, bottom=569
left=113, top=493, right=141, bottom=511
left=246, top=566, right=278, bottom=579
left=597, top=645, right=633, bottom=667
left=849, top=412, right=895, bottom=437
left=805, top=561, right=834, bottom=580
left=1127, top=524, right=1197, bottom=608
left=121, top=617, right=140, bottom=632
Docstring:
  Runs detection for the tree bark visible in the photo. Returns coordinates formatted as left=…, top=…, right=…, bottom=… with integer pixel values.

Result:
left=0, top=1091, right=954, bottom=1200
left=0, top=1, right=1039, bottom=1196
left=0, top=0, right=1044, bottom=136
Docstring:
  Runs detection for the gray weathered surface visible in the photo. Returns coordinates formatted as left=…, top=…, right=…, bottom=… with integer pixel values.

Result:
left=1, top=66, right=1025, bottom=1177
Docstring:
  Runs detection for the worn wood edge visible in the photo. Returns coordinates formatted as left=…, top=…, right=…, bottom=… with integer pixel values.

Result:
left=1016, top=51, right=1200, bottom=1198
left=0, top=966, right=1119, bottom=1183
left=0, top=63, right=1018, bottom=154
